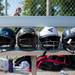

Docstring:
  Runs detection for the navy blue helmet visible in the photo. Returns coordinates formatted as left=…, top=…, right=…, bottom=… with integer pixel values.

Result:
left=62, top=28, right=75, bottom=53
left=0, top=27, right=16, bottom=49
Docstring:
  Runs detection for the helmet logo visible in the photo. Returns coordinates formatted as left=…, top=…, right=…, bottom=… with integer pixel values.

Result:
left=2, top=31, right=9, bottom=36
left=48, top=28, right=53, bottom=32
left=6, top=32, right=9, bottom=35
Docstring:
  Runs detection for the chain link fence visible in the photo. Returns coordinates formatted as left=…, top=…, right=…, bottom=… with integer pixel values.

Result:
left=23, top=0, right=75, bottom=16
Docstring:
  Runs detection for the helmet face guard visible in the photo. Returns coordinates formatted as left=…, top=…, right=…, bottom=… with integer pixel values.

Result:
left=18, top=33, right=38, bottom=49
left=0, top=36, right=15, bottom=48
left=40, top=36, right=60, bottom=50
left=0, top=28, right=16, bottom=50
left=0, top=36, right=11, bottom=45
left=17, top=28, right=38, bottom=50
left=62, top=36, right=75, bottom=53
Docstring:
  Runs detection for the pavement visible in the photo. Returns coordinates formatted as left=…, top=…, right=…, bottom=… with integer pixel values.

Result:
left=0, top=70, right=75, bottom=75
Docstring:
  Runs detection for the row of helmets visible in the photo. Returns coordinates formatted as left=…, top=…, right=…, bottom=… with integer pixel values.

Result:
left=0, top=27, right=75, bottom=51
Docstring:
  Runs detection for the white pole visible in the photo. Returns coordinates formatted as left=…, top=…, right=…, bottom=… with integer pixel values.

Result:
left=46, top=0, right=50, bottom=16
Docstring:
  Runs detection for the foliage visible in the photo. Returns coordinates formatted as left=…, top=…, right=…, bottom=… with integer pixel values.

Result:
left=23, top=0, right=46, bottom=16
left=60, top=0, right=75, bottom=16
left=50, top=0, right=75, bottom=16
left=23, top=0, right=75, bottom=16
left=0, top=0, right=4, bottom=16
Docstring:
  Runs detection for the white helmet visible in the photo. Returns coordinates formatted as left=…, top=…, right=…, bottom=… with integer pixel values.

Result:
left=40, top=27, right=59, bottom=37
left=39, top=27, right=60, bottom=50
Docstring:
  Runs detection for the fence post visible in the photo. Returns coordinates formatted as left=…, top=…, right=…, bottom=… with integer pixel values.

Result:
left=46, top=0, right=50, bottom=16
left=5, top=0, right=8, bottom=16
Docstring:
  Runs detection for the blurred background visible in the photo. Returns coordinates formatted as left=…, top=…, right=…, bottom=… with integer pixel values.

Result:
left=0, top=0, right=75, bottom=16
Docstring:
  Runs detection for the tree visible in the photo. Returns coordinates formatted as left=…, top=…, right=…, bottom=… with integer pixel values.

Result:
left=60, top=0, right=75, bottom=16
left=23, top=0, right=32, bottom=15
left=23, top=0, right=46, bottom=16
left=23, top=0, right=75, bottom=16
left=0, top=0, right=4, bottom=16
left=50, top=0, right=75, bottom=16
